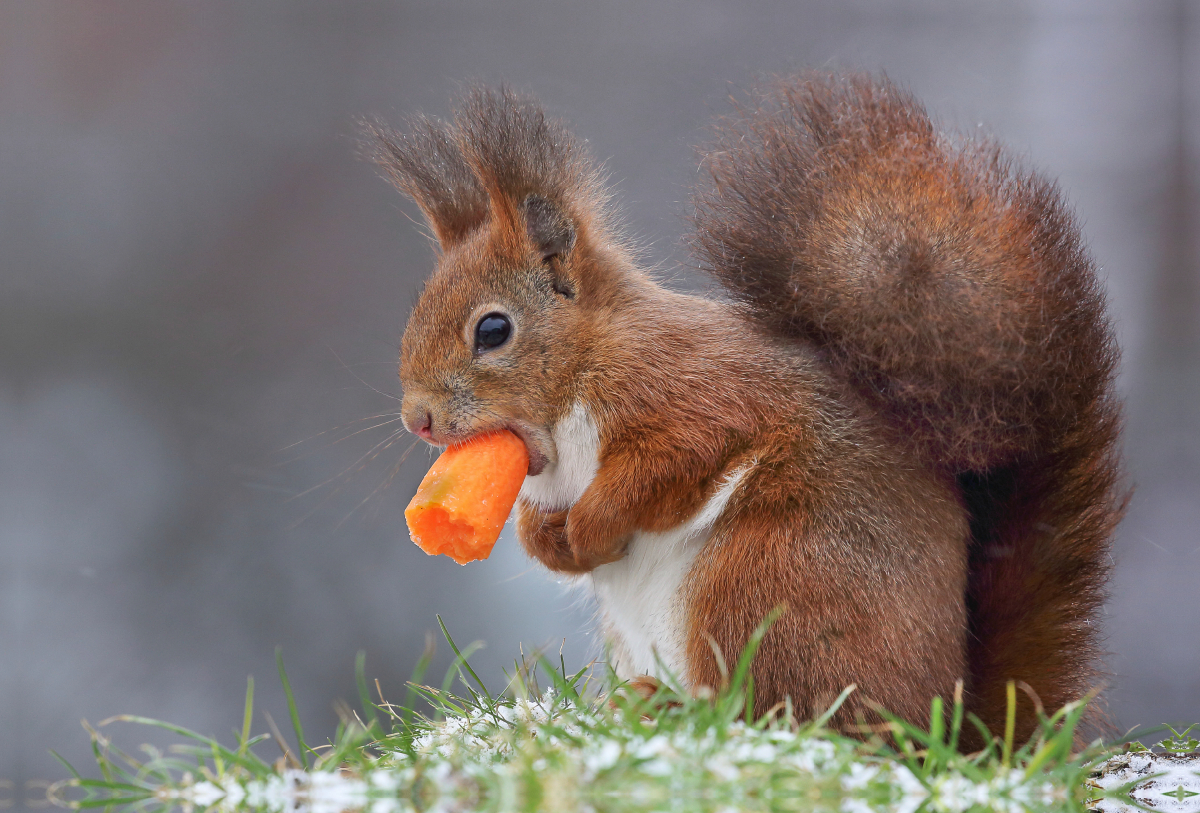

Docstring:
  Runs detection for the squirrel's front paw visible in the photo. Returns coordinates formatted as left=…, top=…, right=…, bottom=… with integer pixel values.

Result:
left=564, top=510, right=630, bottom=571
left=517, top=504, right=582, bottom=573
left=516, top=501, right=629, bottom=573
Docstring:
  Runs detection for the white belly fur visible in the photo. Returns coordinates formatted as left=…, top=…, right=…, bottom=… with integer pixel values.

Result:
left=519, top=402, right=600, bottom=513
left=591, top=467, right=748, bottom=682
left=518, top=401, right=749, bottom=685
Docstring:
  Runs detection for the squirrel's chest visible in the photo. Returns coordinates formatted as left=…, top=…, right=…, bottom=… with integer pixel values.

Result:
left=590, top=526, right=709, bottom=682
left=590, top=465, right=748, bottom=681
left=521, top=401, right=748, bottom=683
left=518, top=402, right=600, bottom=512
left=591, top=469, right=746, bottom=681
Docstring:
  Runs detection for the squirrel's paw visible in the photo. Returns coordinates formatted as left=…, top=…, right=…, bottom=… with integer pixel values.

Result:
left=517, top=500, right=629, bottom=573
left=609, top=675, right=684, bottom=716
left=626, top=675, right=663, bottom=700
left=516, top=504, right=583, bottom=573
left=563, top=504, right=630, bottom=571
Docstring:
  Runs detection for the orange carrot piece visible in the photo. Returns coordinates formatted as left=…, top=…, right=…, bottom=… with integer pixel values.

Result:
left=405, top=430, right=529, bottom=565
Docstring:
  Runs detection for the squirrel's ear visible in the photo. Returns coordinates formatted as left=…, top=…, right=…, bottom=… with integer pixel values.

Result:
left=521, top=195, right=576, bottom=262
left=366, top=117, right=488, bottom=250
left=454, top=87, right=605, bottom=263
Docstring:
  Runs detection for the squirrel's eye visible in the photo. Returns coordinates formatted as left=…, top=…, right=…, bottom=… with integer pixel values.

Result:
left=475, top=312, right=512, bottom=351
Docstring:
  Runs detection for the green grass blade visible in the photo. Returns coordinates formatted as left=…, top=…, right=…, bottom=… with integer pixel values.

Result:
left=1002, top=680, right=1016, bottom=767
left=49, top=750, right=83, bottom=781
left=74, top=796, right=152, bottom=809
left=948, top=680, right=964, bottom=755
left=238, top=675, right=254, bottom=761
left=804, top=684, right=857, bottom=733
left=929, top=695, right=945, bottom=748
left=436, top=615, right=493, bottom=702
left=275, top=647, right=310, bottom=769
left=966, top=712, right=997, bottom=761
left=105, top=716, right=269, bottom=774
left=439, top=640, right=485, bottom=702
left=398, top=635, right=436, bottom=752
left=355, top=650, right=380, bottom=732
left=73, top=779, right=150, bottom=792
left=722, top=605, right=784, bottom=722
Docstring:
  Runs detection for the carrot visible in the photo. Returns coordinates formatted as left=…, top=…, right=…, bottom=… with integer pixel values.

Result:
left=404, top=430, right=529, bottom=565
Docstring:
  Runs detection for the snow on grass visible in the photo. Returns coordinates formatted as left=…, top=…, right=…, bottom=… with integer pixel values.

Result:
left=46, top=623, right=1191, bottom=813
left=1089, top=750, right=1200, bottom=813
left=128, top=687, right=1069, bottom=813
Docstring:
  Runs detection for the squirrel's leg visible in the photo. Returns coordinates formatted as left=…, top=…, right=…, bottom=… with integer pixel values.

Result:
left=515, top=494, right=633, bottom=574
left=562, top=424, right=733, bottom=571
left=609, top=675, right=683, bottom=715
left=516, top=474, right=681, bottom=573
left=683, top=512, right=965, bottom=728
left=559, top=473, right=638, bottom=571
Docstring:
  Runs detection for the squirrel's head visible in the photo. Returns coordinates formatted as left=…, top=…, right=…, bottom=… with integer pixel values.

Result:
left=370, top=88, right=627, bottom=475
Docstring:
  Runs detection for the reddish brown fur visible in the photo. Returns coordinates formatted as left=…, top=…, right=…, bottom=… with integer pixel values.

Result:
left=373, top=74, right=1125, bottom=747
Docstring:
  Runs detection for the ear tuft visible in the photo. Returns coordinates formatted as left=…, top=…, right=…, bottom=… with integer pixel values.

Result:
left=521, top=194, right=576, bottom=261
left=365, top=116, right=488, bottom=250
left=369, top=87, right=616, bottom=258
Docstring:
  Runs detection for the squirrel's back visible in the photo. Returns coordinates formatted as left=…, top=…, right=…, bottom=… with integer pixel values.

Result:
left=692, top=74, right=1126, bottom=741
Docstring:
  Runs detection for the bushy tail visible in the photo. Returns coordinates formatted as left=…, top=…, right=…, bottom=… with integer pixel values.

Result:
left=691, top=73, right=1125, bottom=743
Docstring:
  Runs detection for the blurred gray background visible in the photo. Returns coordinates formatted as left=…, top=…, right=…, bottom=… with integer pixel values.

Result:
left=3, top=0, right=1197, bottom=804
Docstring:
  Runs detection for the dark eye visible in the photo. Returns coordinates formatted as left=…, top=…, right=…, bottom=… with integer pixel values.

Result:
left=475, top=312, right=512, bottom=351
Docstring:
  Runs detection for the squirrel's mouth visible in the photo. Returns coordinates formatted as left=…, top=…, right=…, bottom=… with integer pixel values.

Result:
left=502, top=422, right=549, bottom=477
left=419, top=420, right=550, bottom=478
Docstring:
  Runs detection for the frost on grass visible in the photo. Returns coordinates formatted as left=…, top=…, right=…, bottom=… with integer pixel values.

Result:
left=379, top=689, right=941, bottom=813
left=61, top=678, right=1111, bottom=813
left=51, top=629, right=1176, bottom=813
left=122, top=705, right=1198, bottom=813
left=148, top=697, right=1047, bottom=813
left=1089, top=750, right=1200, bottom=813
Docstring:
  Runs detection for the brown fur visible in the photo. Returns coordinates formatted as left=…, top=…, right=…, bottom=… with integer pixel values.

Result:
left=373, top=74, right=1125, bottom=747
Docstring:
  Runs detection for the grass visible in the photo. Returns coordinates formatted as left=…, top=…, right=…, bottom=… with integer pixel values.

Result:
left=47, top=617, right=1172, bottom=813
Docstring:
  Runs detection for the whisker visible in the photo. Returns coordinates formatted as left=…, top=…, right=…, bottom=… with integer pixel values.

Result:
left=287, top=426, right=411, bottom=503
left=327, top=345, right=402, bottom=403
left=284, top=431, right=416, bottom=531
left=364, top=436, right=420, bottom=525
left=335, top=440, right=422, bottom=532
left=333, top=361, right=404, bottom=366
left=498, top=565, right=544, bottom=583
left=272, top=412, right=406, bottom=456
left=293, top=416, right=407, bottom=458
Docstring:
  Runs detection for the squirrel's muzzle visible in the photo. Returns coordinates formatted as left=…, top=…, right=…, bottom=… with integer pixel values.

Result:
left=402, top=396, right=437, bottom=443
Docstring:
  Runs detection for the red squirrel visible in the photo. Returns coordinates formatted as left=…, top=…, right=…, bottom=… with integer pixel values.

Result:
left=371, top=73, right=1125, bottom=745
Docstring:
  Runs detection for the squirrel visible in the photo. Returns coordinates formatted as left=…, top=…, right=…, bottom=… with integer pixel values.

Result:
left=369, top=73, right=1126, bottom=747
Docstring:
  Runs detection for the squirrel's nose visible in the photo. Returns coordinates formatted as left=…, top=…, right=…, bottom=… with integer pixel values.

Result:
left=402, top=399, right=435, bottom=440
left=410, top=411, right=433, bottom=439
